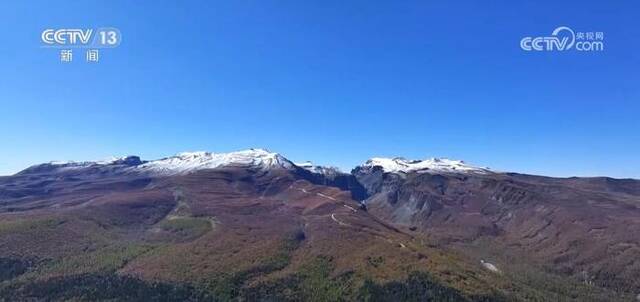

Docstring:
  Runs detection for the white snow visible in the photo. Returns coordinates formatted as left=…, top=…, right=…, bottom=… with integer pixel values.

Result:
left=25, top=149, right=294, bottom=176
left=296, top=161, right=314, bottom=168
left=480, top=259, right=501, bottom=273
left=138, top=148, right=293, bottom=175
left=45, top=156, right=130, bottom=171
left=362, top=157, right=490, bottom=174
left=49, top=156, right=131, bottom=166
left=295, top=161, right=344, bottom=175
left=48, top=160, right=75, bottom=165
left=95, top=156, right=130, bottom=165
left=25, top=149, right=491, bottom=177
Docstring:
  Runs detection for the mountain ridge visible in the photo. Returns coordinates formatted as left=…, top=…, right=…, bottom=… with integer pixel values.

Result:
left=14, top=148, right=638, bottom=182
left=1, top=148, right=639, bottom=300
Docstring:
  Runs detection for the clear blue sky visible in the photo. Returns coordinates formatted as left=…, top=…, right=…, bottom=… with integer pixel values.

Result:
left=0, top=1, right=638, bottom=178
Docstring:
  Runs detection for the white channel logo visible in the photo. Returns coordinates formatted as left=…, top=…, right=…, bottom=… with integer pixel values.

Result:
left=520, top=26, right=604, bottom=52
left=41, top=28, right=121, bottom=48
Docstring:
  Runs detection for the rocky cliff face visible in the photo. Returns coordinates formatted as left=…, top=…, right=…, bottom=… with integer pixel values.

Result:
left=353, top=159, right=640, bottom=294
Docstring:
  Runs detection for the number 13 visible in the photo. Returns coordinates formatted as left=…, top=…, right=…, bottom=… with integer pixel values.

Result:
left=99, top=31, right=118, bottom=45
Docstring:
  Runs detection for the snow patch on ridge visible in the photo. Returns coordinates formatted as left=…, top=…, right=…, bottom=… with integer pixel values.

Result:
left=363, top=157, right=490, bottom=174
left=138, top=148, right=293, bottom=175
left=48, top=156, right=127, bottom=167
left=295, top=161, right=344, bottom=176
left=18, top=156, right=143, bottom=175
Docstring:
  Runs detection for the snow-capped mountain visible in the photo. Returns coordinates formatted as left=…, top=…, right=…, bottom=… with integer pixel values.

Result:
left=136, top=149, right=294, bottom=174
left=16, top=149, right=489, bottom=178
left=4, top=148, right=640, bottom=301
left=17, top=156, right=143, bottom=175
left=295, top=161, right=344, bottom=176
left=360, top=157, right=490, bottom=174
left=137, top=149, right=294, bottom=175
left=17, top=149, right=294, bottom=176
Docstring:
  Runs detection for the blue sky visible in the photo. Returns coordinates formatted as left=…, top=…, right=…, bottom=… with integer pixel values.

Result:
left=0, top=1, right=638, bottom=178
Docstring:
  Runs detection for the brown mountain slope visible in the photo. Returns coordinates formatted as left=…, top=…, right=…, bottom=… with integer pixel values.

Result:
left=0, top=156, right=636, bottom=301
left=0, top=165, right=514, bottom=301
left=353, top=166, right=640, bottom=299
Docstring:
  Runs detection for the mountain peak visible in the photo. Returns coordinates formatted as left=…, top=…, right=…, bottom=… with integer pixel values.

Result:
left=137, top=148, right=293, bottom=175
left=361, top=156, right=490, bottom=174
left=295, top=161, right=344, bottom=175
left=18, top=156, right=142, bottom=175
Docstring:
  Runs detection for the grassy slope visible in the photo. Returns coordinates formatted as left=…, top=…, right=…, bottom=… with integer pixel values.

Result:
left=0, top=178, right=631, bottom=301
